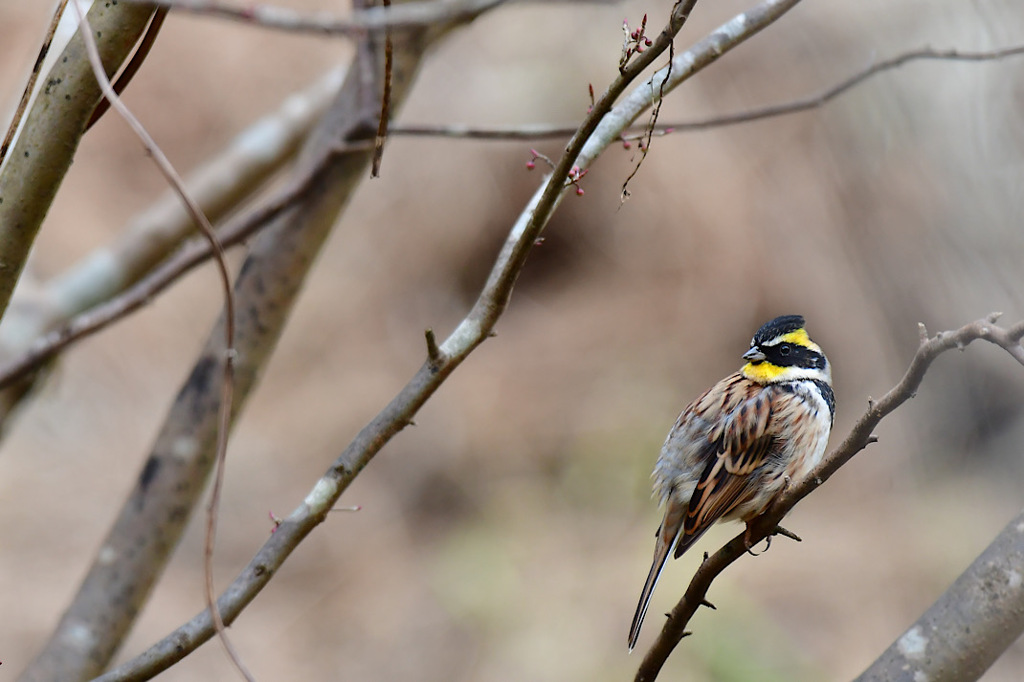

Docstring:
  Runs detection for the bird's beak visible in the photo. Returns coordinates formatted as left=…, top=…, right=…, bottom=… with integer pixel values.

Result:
left=742, top=347, right=766, bottom=363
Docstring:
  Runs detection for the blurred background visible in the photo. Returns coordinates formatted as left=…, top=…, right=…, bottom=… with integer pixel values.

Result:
left=1, top=0, right=1024, bottom=679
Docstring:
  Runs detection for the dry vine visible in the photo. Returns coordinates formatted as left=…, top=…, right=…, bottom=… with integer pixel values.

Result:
left=634, top=314, right=1024, bottom=681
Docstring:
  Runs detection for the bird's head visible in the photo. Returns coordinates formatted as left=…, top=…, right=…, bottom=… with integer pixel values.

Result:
left=740, top=315, right=831, bottom=385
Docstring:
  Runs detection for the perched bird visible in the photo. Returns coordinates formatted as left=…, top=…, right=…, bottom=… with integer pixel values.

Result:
left=628, top=315, right=834, bottom=650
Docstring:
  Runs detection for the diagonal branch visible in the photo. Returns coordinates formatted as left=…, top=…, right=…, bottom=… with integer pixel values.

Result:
left=0, top=0, right=70, bottom=171
left=0, top=1, right=155, bottom=326
left=634, top=314, right=1024, bottom=682
left=127, top=0, right=509, bottom=36
left=853, top=505, right=1024, bottom=682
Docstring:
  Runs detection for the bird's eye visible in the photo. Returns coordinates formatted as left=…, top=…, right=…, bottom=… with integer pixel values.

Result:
left=778, top=344, right=791, bottom=356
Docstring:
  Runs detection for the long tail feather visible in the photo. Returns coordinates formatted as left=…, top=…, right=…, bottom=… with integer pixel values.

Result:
left=628, top=523, right=679, bottom=650
left=629, top=495, right=722, bottom=650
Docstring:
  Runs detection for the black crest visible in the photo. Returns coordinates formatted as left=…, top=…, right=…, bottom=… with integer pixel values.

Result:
left=752, top=315, right=805, bottom=345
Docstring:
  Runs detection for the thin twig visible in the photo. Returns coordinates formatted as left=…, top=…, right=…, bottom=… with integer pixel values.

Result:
left=620, top=29, right=673, bottom=202
left=71, top=1, right=248, bottom=680
left=384, top=44, right=1024, bottom=142
left=371, top=0, right=393, bottom=177
left=0, top=0, right=69, bottom=171
left=127, top=0, right=508, bottom=36
left=634, top=315, right=1024, bottom=682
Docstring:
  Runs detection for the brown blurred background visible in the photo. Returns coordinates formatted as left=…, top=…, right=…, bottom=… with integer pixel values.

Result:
left=2, top=0, right=1024, bottom=679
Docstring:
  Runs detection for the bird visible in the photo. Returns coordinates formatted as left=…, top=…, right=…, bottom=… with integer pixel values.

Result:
left=628, top=314, right=834, bottom=650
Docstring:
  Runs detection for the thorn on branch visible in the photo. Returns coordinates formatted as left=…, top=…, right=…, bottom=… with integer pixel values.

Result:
left=268, top=510, right=283, bottom=533
left=700, top=599, right=716, bottom=610
left=773, top=525, right=802, bottom=543
left=988, top=311, right=1004, bottom=323
left=918, top=323, right=929, bottom=345
left=425, top=328, right=445, bottom=367
left=867, top=435, right=879, bottom=445
left=329, top=505, right=362, bottom=513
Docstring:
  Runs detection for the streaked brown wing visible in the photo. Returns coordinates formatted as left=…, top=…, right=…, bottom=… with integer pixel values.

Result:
left=677, top=387, right=775, bottom=556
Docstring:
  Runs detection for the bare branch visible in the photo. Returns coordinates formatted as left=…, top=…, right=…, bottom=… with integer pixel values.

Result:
left=854, top=506, right=1024, bottom=682
left=127, top=0, right=509, bottom=36
left=371, top=0, right=394, bottom=177
left=384, top=44, right=1024, bottom=142
left=634, top=316, right=1024, bottom=681
left=71, top=0, right=246, bottom=678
